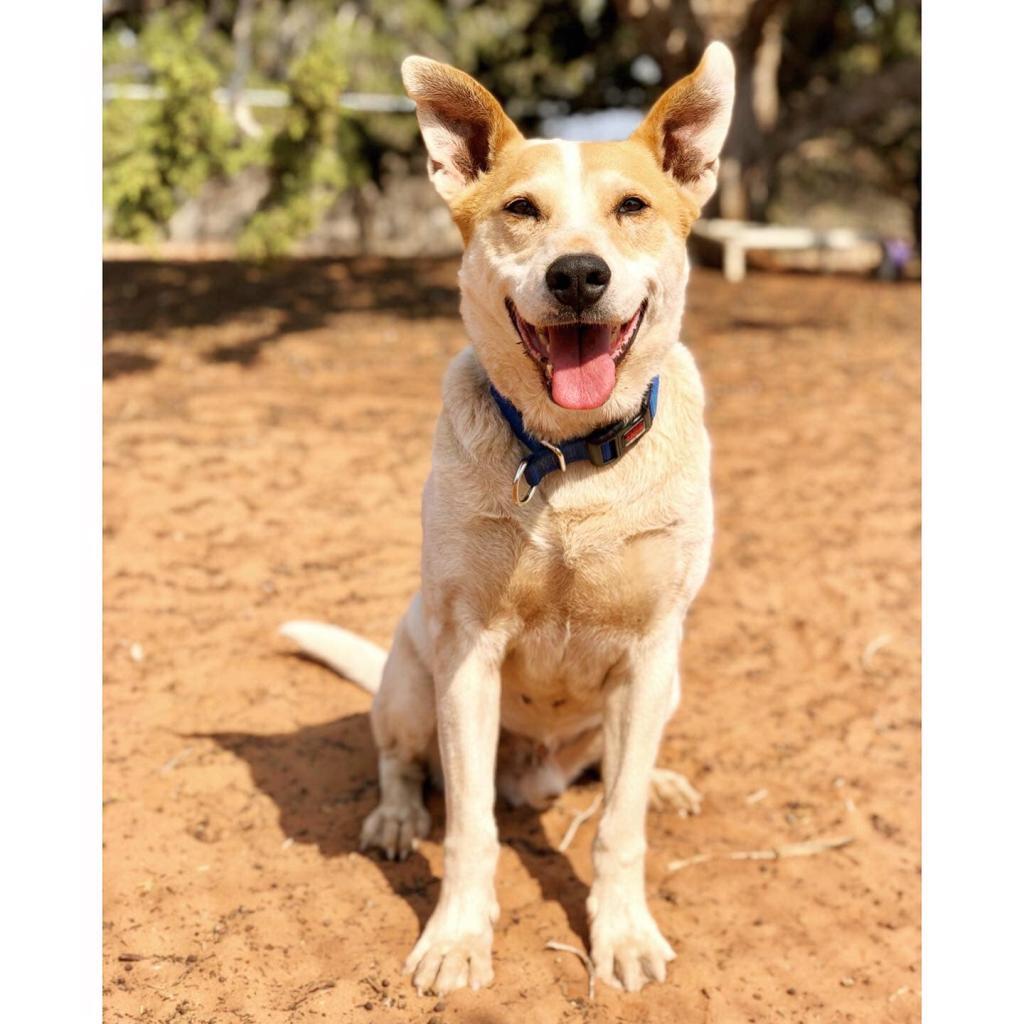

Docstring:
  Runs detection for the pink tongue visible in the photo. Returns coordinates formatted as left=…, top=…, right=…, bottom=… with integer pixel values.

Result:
left=548, top=324, right=616, bottom=410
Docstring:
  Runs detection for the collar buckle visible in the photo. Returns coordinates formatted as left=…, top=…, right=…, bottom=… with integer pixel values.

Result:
left=584, top=402, right=654, bottom=468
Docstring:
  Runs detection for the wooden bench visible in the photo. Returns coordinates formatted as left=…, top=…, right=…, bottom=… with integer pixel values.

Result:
left=691, top=219, right=877, bottom=282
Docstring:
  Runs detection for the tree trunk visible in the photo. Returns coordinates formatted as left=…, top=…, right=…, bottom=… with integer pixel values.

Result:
left=228, top=0, right=262, bottom=139
left=620, top=0, right=788, bottom=221
left=715, top=56, right=764, bottom=217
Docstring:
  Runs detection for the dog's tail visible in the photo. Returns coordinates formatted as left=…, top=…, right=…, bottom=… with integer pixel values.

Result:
left=279, top=620, right=387, bottom=695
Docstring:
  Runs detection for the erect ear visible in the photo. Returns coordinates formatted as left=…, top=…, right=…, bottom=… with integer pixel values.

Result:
left=631, top=42, right=735, bottom=208
left=401, top=56, right=523, bottom=204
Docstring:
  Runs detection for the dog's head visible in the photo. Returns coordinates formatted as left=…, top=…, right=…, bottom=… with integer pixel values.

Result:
left=402, top=45, right=734, bottom=436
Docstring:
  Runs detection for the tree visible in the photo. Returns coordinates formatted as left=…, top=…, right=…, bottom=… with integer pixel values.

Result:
left=237, top=23, right=365, bottom=258
left=612, top=0, right=920, bottom=228
left=103, top=7, right=248, bottom=241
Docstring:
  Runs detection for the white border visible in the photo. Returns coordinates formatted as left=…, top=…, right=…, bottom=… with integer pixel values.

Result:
left=2, top=2, right=101, bottom=1020
left=924, top=3, right=1024, bottom=1020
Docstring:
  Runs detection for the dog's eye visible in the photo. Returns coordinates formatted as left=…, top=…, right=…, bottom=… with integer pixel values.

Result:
left=617, top=196, right=648, bottom=215
left=504, top=198, right=540, bottom=218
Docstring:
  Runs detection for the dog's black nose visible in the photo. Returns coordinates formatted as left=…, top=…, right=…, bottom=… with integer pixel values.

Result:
left=545, top=253, right=611, bottom=314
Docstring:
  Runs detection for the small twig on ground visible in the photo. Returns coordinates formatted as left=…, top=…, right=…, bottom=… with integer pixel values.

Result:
left=159, top=747, right=194, bottom=775
left=861, top=633, right=892, bottom=669
left=545, top=941, right=596, bottom=1001
left=360, top=976, right=384, bottom=996
left=288, top=979, right=335, bottom=1011
left=557, top=794, right=602, bottom=853
left=701, top=986, right=714, bottom=1024
left=754, top=836, right=855, bottom=859
left=665, top=851, right=716, bottom=871
left=745, top=788, right=769, bottom=805
left=667, top=835, right=854, bottom=874
left=727, top=848, right=784, bottom=861
left=116, top=952, right=210, bottom=966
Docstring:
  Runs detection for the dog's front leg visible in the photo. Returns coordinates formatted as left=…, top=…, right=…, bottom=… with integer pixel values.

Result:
left=403, top=632, right=503, bottom=995
left=588, top=623, right=681, bottom=992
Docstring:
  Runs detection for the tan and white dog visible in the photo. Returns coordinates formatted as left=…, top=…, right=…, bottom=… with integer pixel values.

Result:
left=282, top=42, right=735, bottom=996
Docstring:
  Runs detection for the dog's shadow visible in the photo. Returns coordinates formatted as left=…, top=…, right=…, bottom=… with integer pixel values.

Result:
left=204, top=710, right=593, bottom=942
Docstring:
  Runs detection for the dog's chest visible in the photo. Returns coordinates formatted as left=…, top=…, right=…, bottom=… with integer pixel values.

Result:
left=496, top=503, right=686, bottom=741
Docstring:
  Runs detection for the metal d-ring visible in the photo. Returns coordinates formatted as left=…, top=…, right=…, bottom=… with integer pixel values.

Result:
left=537, top=438, right=567, bottom=472
left=512, top=457, right=537, bottom=505
left=512, top=441, right=566, bottom=505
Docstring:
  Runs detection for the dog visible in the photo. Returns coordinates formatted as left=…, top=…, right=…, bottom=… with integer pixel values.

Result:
left=281, top=42, right=735, bottom=995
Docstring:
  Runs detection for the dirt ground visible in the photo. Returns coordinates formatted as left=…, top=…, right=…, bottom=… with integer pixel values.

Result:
left=103, top=258, right=920, bottom=1024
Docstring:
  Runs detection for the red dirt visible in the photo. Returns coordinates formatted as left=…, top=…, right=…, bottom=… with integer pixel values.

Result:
left=103, top=258, right=920, bottom=1023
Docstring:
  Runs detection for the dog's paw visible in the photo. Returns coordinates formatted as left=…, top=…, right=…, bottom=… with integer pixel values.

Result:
left=403, top=905, right=496, bottom=994
left=648, top=767, right=703, bottom=816
left=359, top=801, right=430, bottom=861
left=588, top=896, right=676, bottom=992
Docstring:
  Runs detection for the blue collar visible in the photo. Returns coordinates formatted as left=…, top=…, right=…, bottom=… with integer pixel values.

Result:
left=490, top=377, right=660, bottom=504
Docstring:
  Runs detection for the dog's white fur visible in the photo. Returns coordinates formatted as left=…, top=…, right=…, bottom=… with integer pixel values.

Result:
left=282, top=43, right=734, bottom=996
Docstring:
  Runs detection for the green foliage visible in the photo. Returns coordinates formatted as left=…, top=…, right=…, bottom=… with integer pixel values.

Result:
left=238, top=25, right=365, bottom=259
left=101, top=0, right=636, bottom=250
left=103, top=7, right=249, bottom=242
left=834, top=0, right=921, bottom=80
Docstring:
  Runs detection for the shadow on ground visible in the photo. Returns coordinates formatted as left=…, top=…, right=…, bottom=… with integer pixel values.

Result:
left=205, top=709, right=592, bottom=944
left=104, top=258, right=460, bottom=334
left=103, top=257, right=461, bottom=379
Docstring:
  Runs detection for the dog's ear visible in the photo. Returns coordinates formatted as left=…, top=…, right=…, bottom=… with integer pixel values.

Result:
left=631, top=42, right=735, bottom=207
left=401, top=56, right=523, bottom=204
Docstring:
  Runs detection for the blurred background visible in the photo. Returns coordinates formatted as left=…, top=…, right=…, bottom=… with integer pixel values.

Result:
left=102, top=0, right=920, bottom=274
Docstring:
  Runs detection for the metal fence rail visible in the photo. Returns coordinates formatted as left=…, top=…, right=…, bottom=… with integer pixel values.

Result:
left=102, top=82, right=415, bottom=113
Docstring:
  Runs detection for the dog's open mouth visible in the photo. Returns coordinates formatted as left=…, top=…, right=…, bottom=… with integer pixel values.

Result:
left=505, top=299, right=648, bottom=410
